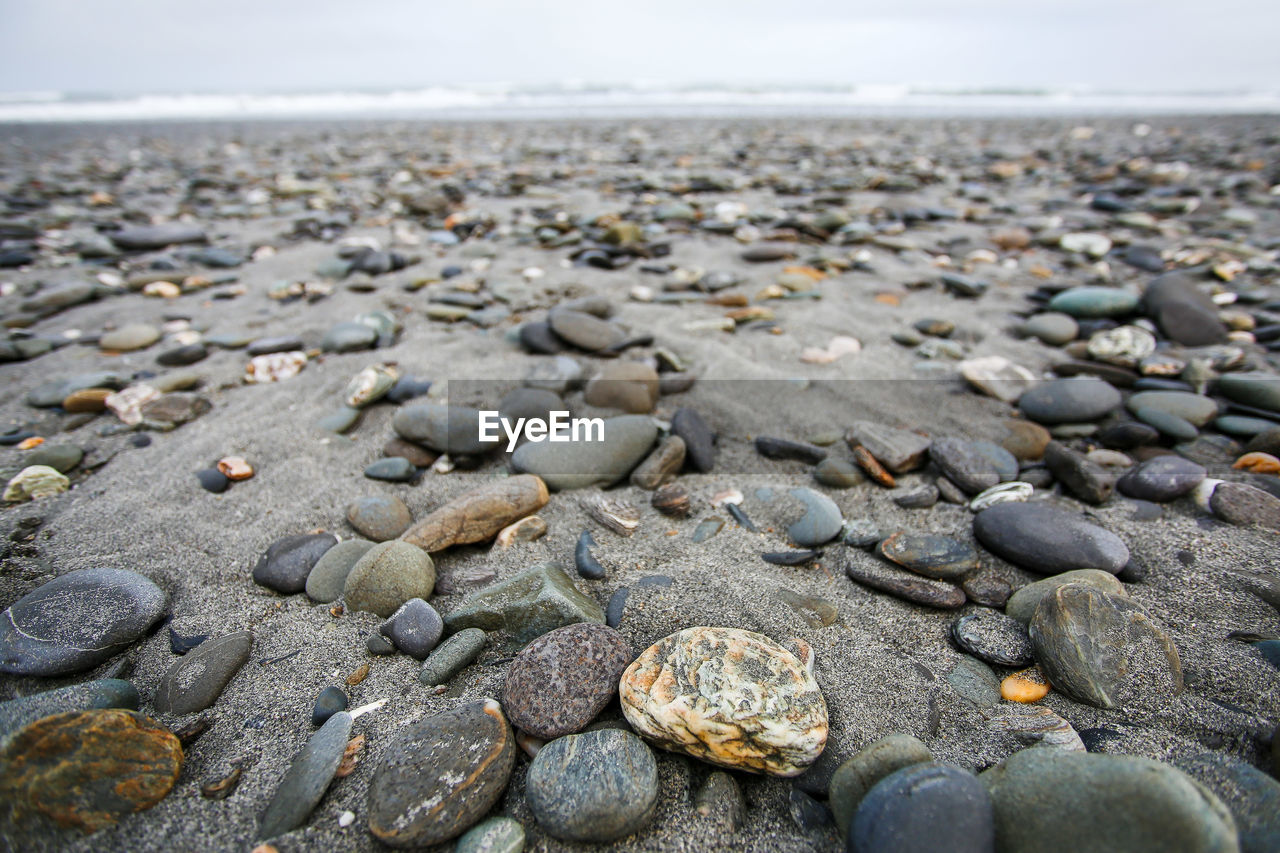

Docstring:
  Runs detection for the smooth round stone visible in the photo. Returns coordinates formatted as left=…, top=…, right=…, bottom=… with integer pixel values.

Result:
left=367, top=634, right=396, bottom=655
left=153, top=631, right=252, bottom=715
left=893, top=483, right=938, bottom=508
left=930, top=438, right=1000, bottom=495
left=1023, top=312, right=1078, bottom=346
left=671, top=407, right=716, bottom=472
left=367, top=699, right=516, bottom=848
left=0, top=709, right=182, bottom=835
left=455, top=816, right=525, bottom=853
left=252, top=533, right=339, bottom=594
left=1217, top=373, right=1280, bottom=414
left=419, top=628, right=488, bottom=686
left=498, top=387, right=562, bottom=426
left=22, top=443, right=82, bottom=473
left=1005, top=569, right=1126, bottom=624
left=364, top=457, right=417, bottom=482
left=1176, top=752, right=1280, bottom=853
left=878, top=533, right=977, bottom=580
left=1215, top=415, right=1276, bottom=437
left=946, top=655, right=1002, bottom=708
left=1210, top=481, right=1280, bottom=530
left=815, top=458, right=865, bottom=488
left=784, top=487, right=843, bottom=546
left=503, top=623, right=632, bottom=739
left=343, top=541, right=435, bottom=618
left=317, top=406, right=360, bottom=434
left=386, top=375, right=432, bottom=404
left=100, top=323, right=160, bottom=352
left=379, top=599, right=443, bottom=659
left=963, top=573, right=1013, bottom=607
left=1047, top=286, right=1139, bottom=318
left=1134, top=407, right=1198, bottom=441
left=1127, top=391, right=1218, bottom=427
left=392, top=404, right=493, bottom=456
left=346, top=495, right=411, bottom=541
left=584, top=362, right=659, bottom=413
left=305, top=539, right=374, bottom=602
left=829, top=734, right=933, bottom=837
left=0, top=569, right=167, bottom=676
left=320, top=321, right=377, bottom=352
left=518, top=321, right=565, bottom=354
left=27, top=371, right=124, bottom=408
left=258, top=710, right=353, bottom=840
left=0, top=680, right=139, bottom=742
left=980, top=749, right=1237, bottom=853
left=852, top=763, right=994, bottom=853
left=312, top=686, right=348, bottom=726
left=1043, top=442, right=1114, bottom=505
left=511, top=415, right=657, bottom=490
left=1018, top=378, right=1122, bottom=424
left=952, top=610, right=1034, bottom=667
left=1031, top=584, right=1182, bottom=709
left=999, top=419, right=1052, bottom=460
left=1116, top=456, right=1205, bottom=502
left=971, top=440, right=1019, bottom=481
left=111, top=223, right=205, bottom=250
left=973, top=502, right=1129, bottom=575
left=526, top=728, right=658, bottom=843
left=196, top=468, right=230, bottom=493
left=620, top=626, right=827, bottom=776
left=1097, top=421, right=1160, bottom=449
left=156, top=343, right=208, bottom=366
left=247, top=335, right=304, bottom=356
left=548, top=308, right=625, bottom=351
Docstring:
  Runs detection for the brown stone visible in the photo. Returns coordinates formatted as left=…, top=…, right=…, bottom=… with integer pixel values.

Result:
left=999, top=419, right=1051, bottom=461
left=584, top=362, right=659, bottom=413
left=0, top=709, right=182, bottom=834
left=399, top=474, right=549, bottom=552
left=382, top=437, right=438, bottom=468
left=62, top=388, right=112, bottom=413
left=630, top=435, right=686, bottom=489
left=851, top=445, right=895, bottom=487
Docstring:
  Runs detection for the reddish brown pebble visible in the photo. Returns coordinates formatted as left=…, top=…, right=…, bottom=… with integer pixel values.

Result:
left=346, top=663, right=370, bottom=686
left=217, top=456, right=254, bottom=480
left=335, top=735, right=365, bottom=778
left=62, top=388, right=112, bottom=413
left=852, top=445, right=896, bottom=487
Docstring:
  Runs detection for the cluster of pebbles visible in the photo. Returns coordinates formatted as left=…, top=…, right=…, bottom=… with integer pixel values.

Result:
left=0, top=116, right=1279, bottom=852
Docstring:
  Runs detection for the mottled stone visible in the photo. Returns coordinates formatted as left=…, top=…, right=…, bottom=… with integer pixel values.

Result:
left=973, top=502, right=1129, bottom=574
left=503, top=623, right=632, bottom=738
left=929, top=438, right=1000, bottom=495
left=343, top=541, right=436, bottom=618
left=526, top=728, right=658, bottom=842
left=630, top=435, right=686, bottom=489
left=400, top=475, right=549, bottom=552
left=947, top=655, right=1002, bottom=708
left=620, top=626, right=827, bottom=776
left=878, top=533, right=978, bottom=579
left=952, top=610, right=1034, bottom=666
left=852, top=764, right=994, bottom=853
left=1210, top=481, right=1280, bottom=530
left=1176, top=752, right=1280, bottom=853
left=153, top=631, right=252, bottom=715
left=444, top=563, right=604, bottom=644
left=367, top=700, right=515, bottom=848
left=455, top=816, right=525, bottom=853
left=1005, top=569, right=1126, bottom=624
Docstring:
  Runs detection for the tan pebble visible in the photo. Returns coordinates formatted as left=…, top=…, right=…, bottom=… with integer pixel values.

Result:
left=1001, top=667, right=1051, bottom=703
left=16, top=437, right=44, bottom=450
left=217, top=456, right=254, bottom=480
left=399, top=474, right=549, bottom=552
left=335, top=735, right=365, bottom=778
left=63, top=388, right=112, bottom=413
left=142, top=281, right=180, bottom=299
left=494, top=515, right=548, bottom=549
left=346, top=663, right=370, bottom=686
left=1234, top=452, right=1280, bottom=474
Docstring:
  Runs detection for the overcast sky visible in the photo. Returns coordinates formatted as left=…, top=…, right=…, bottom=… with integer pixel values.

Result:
left=1, top=0, right=1276, bottom=94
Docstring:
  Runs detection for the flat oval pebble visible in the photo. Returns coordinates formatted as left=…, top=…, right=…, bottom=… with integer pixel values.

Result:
left=951, top=610, right=1034, bottom=666
left=526, top=728, right=658, bottom=843
left=1018, top=378, right=1122, bottom=424
left=851, top=763, right=994, bottom=853
left=153, top=631, right=252, bottom=715
left=620, top=626, right=827, bottom=776
left=379, top=598, right=443, bottom=659
left=258, top=711, right=352, bottom=840
left=392, top=403, right=493, bottom=456
left=878, top=533, right=978, bottom=579
left=0, top=568, right=167, bottom=676
left=305, top=539, right=375, bottom=602
left=364, top=456, right=417, bottom=482
left=1047, top=286, right=1139, bottom=318
left=367, top=699, right=516, bottom=848
left=844, top=552, right=967, bottom=609
left=1116, top=455, right=1206, bottom=502
left=1209, top=481, right=1280, bottom=530
left=419, top=627, right=487, bottom=686
left=786, top=487, right=843, bottom=546
left=947, top=655, right=1002, bottom=708
left=343, top=541, right=435, bottom=617
left=455, top=816, right=526, bottom=853
left=973, top=502, right=1128, bottom=575
left=512, top=415, right=657, bottom=490
left=252, top=533, right=339, bottom=594
left=503, top=623, right=632, bottom=738
left=346, top=495, right=412, bottom=541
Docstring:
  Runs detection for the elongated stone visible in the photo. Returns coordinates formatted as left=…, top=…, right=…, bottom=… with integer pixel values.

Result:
left=153, top=631, right=252, bottom=715
left=0, top=680, right=139, bottom=743
left=259, top=711, right=352, bottom=840
left=400, top=475, right=549, bottom=552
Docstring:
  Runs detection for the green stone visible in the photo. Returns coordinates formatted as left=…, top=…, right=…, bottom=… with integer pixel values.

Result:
left=1046, top=287, right=1139, bottom=318
left=455, top=815, right=525, bottom=853
left=443, top=563, right=603, bottom=644
left=829, top=734, right=933, bottom=836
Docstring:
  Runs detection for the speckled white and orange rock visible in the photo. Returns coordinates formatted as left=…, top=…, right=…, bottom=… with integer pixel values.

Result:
left=619, top=626, right=827, bottom=777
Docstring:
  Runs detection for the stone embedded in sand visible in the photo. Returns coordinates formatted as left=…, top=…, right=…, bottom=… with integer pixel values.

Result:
left=392, top=403, right=495, bottom=456
left=878, top=532, right=978, bottom=580
left=845, top=422, right=931, bottom=473
left=630, top=435, right=686, bottom=489
left=3, top=465, right=69, bottom=502
left=828, top=734, right=934, bottom=836
left=0, top=709, right=182, bottom=834
left=343, top=541, right=436, bottom=618
left=852, top=763, right=995, bottom=853
left=1210, top=481, right=1280, bottom=531
left=511, top=415, right=657, bottom=490
left=619, top=626, right=828, bottom=777
left=419, top=627, right=488, bottom=686
left=503, top=623, right=633, bottom=739
left=952, top=610, right=1034, bottom=667
left=367, top=699, right=516, bottom=848
left=844, top=551, right=967, bottom=609
left=444, top=563, right=603, bottom=644
left=99, top=322, right=161, bottom=352
left=346, top=495, right=411, bottom=541
left=153, top=631, right=252, bottom=715
left=548, top=308, right=626, bottom=351
left=245, top=351, right=306, bottom=383
left=252, top=533, right=339, bottom=594
left=399, top=474, right=549, bottom=552
left=973, top=502, right=1129, bottom=575
left=494, top=515, right=548, bottom=548
left=0, top=680, right=139, bottom=742
left=960, top=356, right=1038, bottom=403
left=258, top=710, right=352, bottom=841
left=344, top=363, right=398, bottom=408
left=989, top=704, right=1085, bottom=753
left=1005, top=569, right=1126, bottom=624
left=1001, top=667, right=1051, bottom=703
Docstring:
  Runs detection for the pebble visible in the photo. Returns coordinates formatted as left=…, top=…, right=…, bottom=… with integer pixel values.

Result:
left=311, top=686, right=348, bottom=726
left=153, top=631, right=252, bottom=714
left=1143, top=272, right=1228, bottom=346
left=399, top=474, right=549, bottom=551
left=828, top=734, right=933, bottom=837
left=1022, top=312, right=1078, bottom=346
left=1234, top=451, right=1280, bottom=473
left=947, top=655, right=1002, bottom=708
left=364, top=457, right=416, bottom=482
left=620, top=626, right=827, bottom=776
left=1175, top=752, right=1280, bottom=853
left=392, top=404, right=493, bottom=456
left=951, top=610, right=1034, bottom=666
left=320, top=321, right=377, bottom=352
left=512, top=415, right=657, bottom=490
left=1047, top=286, right=1139, bottom=318
left=419, top=627, right=487, bottom=686
left=980, top=748, right=1238, bottom=853
left=959, top=356, right=1038, bottom=403
left=62, top=387, right=113, bottom=413
left=0, top=709, right=182, bottom=835
left=584, top=361, right=659, bottom=413
left=1135, top=406, right=1198, bottom=441
left=929, top=438, right=1000, bottom=495
left=781, top=486, right=843, bottom=546
left=100, top=323, right=161, bottom=352
left=756, top=435, right=829, bottom=464
left=851, top=763, right=994, bottom=853
left=973, top=502, right=1129, bottom=574
left=893, top=483, right=939, bottom=508
left=1127, top=390, right=1218, bottom=427
left=217, top=456, right=253, bottom=480
left=878, top=533, right=977, bottom=579
left=379, top=598, right=444, bottom=659
left=630, top=435, right=686, bottom=489
left=1043, top=441, right=1114, bottom=504
left=574, top=530, right=605, bottom=579
left=671, top=407, right=716, bottom=472
left=344, top=364, right=397, bottom=408
left=156, top=343, right=208, bottom=366
left=252, top=533, right=339, bottom=594
left=366, top=699, right=516, bottom=847
left=548, top=308, right=626, bottom=351
left=814, top=457, right=865, bottom=488
left=0, top=568, right=167, bottom=676
left=1031, top=584, right=1182, bottom=709
left=518, top=320, right=565, bottom=354
left=526, top=728, right=658, bottom=842
left=988, top=704, right=1085, bottom=753
left=3, top=465, right=69, bottom=502
left=245, top=351, right=306, bottom=383
left=455, top=816, right=526, bottom=853
left=111, top=223, right=206, bottom=250
left=381, top=437, right=436, bottom=467
left=962, top=572, right=1013, bottom=607
left=998, top=420, right=1052, bottom=461
left=366, top=634, right=395, bottom=655
left=1005, top=569, right=1127, bottom=623
left=1217, top=373, right=1280, bottom=414
left=444, top=562, right=604, bottom=644
left=1209, top=481, right=1280, bottom=530
left=1086, top=325, right=1155, bottom=367
left=696, top=770, right=747, bottom=831
left=844, top=552, right=966, bottom=609
left=1116, top=455, right=1206, bottom=502
left=494, top=515, right=548, bottom=548
left=503, top=623, right=632, bottom=738
left=0, top=679, right=139, bottom=742
left=1000, top=667, right=1051, bottom=703
left=343, top=541, right=436, bottom=617
left=346, top=495, right=411, bottom=541
left=196, top=468, right=230, bottom=493
left=846, top=422, right=931, bottom=472
left=498, top=387, right=562, bottom=427
left=258, top=711, right=353, bottom=840
left=1018, top=377, right=1122, bottom=424
left=305, top=539, right=375, bottom=602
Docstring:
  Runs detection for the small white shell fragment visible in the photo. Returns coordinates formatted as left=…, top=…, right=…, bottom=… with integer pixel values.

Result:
left=1192, top=478, right=1222, bottom=512
left=970, top=481, right=1034, bottom=511
left=245, top=351, right=307, bottom=384
left=338, top=811, right=355, bottom=828
left=712, top=488, right=744, bottom=507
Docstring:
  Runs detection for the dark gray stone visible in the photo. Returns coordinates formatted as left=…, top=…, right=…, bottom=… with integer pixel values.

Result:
left=672, top=407, right=716, bottom=472
left=379, top=599, right=443, bottom=659
left=829, top=734, right=933, bottom=836
left=973, top=502, right=1129, bottom=574
left=311, top=686, right=348, bottom=727
left=878, top=533, right=977, bottom=579
left=364, top=457, right=417, bottom=482
left=252, top=533, right=339, bottom=594
left=952, top=610, right=1034, bottom=667
left=259, top=711, right=353, bottom=840
left=929, top=438, right=1000, bottom=495
left=1175, top=752, right=1280, bottom=853
left=153, top=631, right=252, bottom=714
left=1018, top=378, right=1122, bottom=424
left=1044, top=441, right=1115, bottom=504
left=1117, top=456, right=1206, bottom=502
left=851, top=763, right=994, bottom=853
left=419, top=628, right=487, bottom=686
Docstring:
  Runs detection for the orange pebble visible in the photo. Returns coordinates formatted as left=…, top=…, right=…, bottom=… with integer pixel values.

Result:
left=17, top=437, right=44, bottom=450
left=874, top=292, right=901, bottom=306
left=217, top=456, right=254, bottom=480
left=1233, top=452, right=1280, bottom=474
left=1002, top=666, right=1051, bottom=703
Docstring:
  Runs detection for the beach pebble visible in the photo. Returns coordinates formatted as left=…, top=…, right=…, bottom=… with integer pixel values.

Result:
left=1001, top=667, right=1051, bottom=703
left=851, top=763, right=994, bottom=853
left=620, top=626, right=827, bottom=776
left=1217, top=373, right=1280, bottom=414
left=845, top=422, right=931, bottom=472
left=455, top=816, right=525, bottom=853
left=1031, top=584, right=1182, bottom=709
left=518, top=321, right=565, bottom=354
left=929, top=438, right=1000, bottom=494
left=951, top=610, right=1033, bottom=666
left=584, top=362, right=659, bottom=413
left=503, top=623, right=632, bottom=738
left=1022, top=312, right=1078, bottom=346
left=946, top=655, right=1002, bottom=708
left=696, top=770, right=747, bottom=831
left=980, top=749, right=1238, bottom=853
left=1047, top=286, right=1139, bottom=318
left=1209, top=481, right=1280, bottom=530
left=305, top=539, right=375, bottom=602
left=320, top=321, right=377, bottom=352
left=1127, top=390, right=1218, bottom=427
left=1175, top=752, right=1280, bottom=853
left=962, top=572, right=1013, bottom=607
left=0, top=679, right=139, bottom=742
left=526, top=728, right=658, bottom=842
left=399, top=474, right=549, bottom=551
left=671, top=407, right=716, bottom=472
left=813, top=458, right=864, bottom=488
left=343, top=541, right=435, bottom=618
left=346, top=495, right=411, bottom=541
left=196, top=468, right=230, bottom=492
left=1005, top=569, right=1126, bottom=623
left=844, top=552, right=966, bottom=609
left=959, top=356, right=1037, bottom=403
left=1018, top=377, right=1122, bottom=424
left=3, top=465, right=69, bottom=502
left=782, top=487, right=843, bottom=546
left=311, top=686, right=348, bottom=726
left=828, top=734, right=933, bottom=837
left=998, top=420, right=1052, bottom=460
left=756, top=436, right=829, bottom=464
left=392, top=403, right=493, bottom=456
left=381, top=437, right=436, bottom=467
left=258, top=711, right=353, bottom=840
left=1143, top=272, right=1228, bottom=346
left=893, top=483, right=938, bottom=508
left=630, top=435, right=686, bottom=489
left=973, top=502, right=1128, bottom=574
left=153, top=631, right=252, bottom=715
left=494, top=515, right=549, bottom=549
left=969, top=481, right=1033, bottom=510
left=100, top=323, right=161, bottom=352
left=878, top=533, right=978, bottom=579
left=419, top=627, right=487, bottom=686
left=344, top=364, right=398, bottom=408
left=22, top=444, right=82, bottom=474
left=364, top=457, right=417, bottom=482
left=379, top=599, right=444, bottom=659
left=252, top=533, right=339, bottom=594
left=366, top=699, right=516, bottom=847
left=512, top=415, right=657, bottom=490
left=444, top=562, right=603, bottom=644
left=111, top=223, right=205, bottom=250
left=0, top=568, right=166, bottom=676
left=1043, top=441, right=1114, bottom=504
left=548, top=308, right=625, bottom=351
left=988, top=704, right=1085, bottom=753
left=1116, top=455, right=1205, bottom=502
